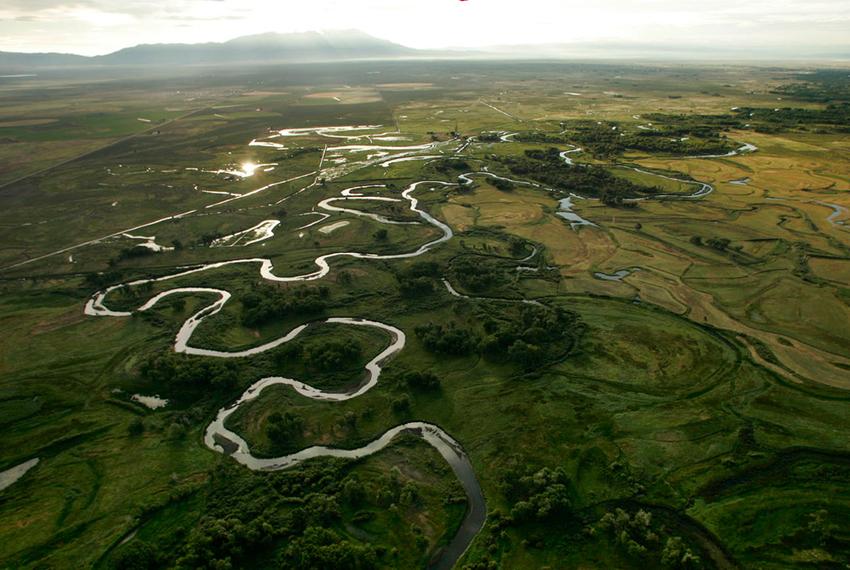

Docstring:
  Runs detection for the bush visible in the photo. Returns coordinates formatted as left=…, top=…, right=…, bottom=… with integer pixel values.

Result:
left=491, top=177, right=515, bottom=192
left=391, top=395, right=411, bottom=413
left=414, top=323, right=479, bottom=356
left=266, top=412, right=304, bottom=444
left=305, top=339, right=361, bottom=371
left=111, top=541, right=161, bottom=570
left=403, top=371, right=441, bottom=391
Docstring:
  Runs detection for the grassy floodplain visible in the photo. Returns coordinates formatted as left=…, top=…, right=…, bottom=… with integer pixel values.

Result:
left=1, top=61, right=850, bottom=569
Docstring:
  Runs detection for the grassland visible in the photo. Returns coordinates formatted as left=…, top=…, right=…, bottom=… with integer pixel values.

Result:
left=1, top=60, right=849, bottom=569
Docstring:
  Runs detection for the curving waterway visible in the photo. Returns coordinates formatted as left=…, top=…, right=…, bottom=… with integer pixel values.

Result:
left=86, top=175, right=486, bottom=569
left=82, top=123, right=735, bottom=565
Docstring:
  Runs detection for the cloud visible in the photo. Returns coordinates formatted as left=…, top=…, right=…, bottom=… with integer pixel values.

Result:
left=1, top=0, right=848, bottom=56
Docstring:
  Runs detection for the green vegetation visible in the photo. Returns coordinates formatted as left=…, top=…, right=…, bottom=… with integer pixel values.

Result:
left=498, top=148, right=660, bottom=204
left=562, top=120, right=736, bottom=157
left=1, top=60, right=850, bottom=570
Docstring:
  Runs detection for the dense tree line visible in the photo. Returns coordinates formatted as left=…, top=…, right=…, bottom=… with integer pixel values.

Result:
left=481, top=304, right=584, bottom=370
left=141, top=353, right=239, bottom=391
left=772, top=70, right=850, bottom=103
left=271, top=336, right=363, bottom=374
left=432, top=158, right=471, bottom=174
left=563, top=121, right=735, bottom=158
left=734, top=104, right=850, bottom=133
left=303, top=339, right=362, bottom=371
left=477, top=132, right=503, bottom=143
left=497, top=148, right=659, bottom=203
left=395, top=261, right=442, bottom=297
left=416, top=303, right=583, bottom=371
left=514, top=132, right=571, bottom=144
left=646, top=100, right=850, bottom=135
left=414, top=322, right=480, bottom=356
left=241, top=285, right=329, bottom=327
left=449, top=256, right=508, bottom=293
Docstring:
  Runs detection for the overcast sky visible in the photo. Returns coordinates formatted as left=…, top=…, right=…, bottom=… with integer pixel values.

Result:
left=1, top=0, right=849, bottom=56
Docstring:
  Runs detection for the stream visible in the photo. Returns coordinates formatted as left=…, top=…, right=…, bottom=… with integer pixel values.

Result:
left=86, top=177, right=484, bottom=569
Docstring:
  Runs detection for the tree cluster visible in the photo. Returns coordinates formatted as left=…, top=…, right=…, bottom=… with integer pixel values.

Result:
left=109, top=460, right=408, bottom=570
left=141, top=353, right=239, bottom=391
left=588, top=508, right=702, bottom=569
left=563, top=121, right=734, bottom=157
left=490, top=177, right=515, bottom=192
left=503, top=467, right=573, bottom=523
left=498, top=148, right=659, bottom=202
left=303, top=339, right=362, bottom=372
left=396, top=261, right=442, bottom=297
left=414, top=322, right=480, bottom=356
left=266, top=411, right=304, bottom=445
left=401, top=370, right=441, bottom=391
left=481, top=304, right=583, bottom=371
left=450, top=256, right=508, bottom=293
left=433, top=158, right=471, bottom=174
left=241, top=286, right=329, bottom=327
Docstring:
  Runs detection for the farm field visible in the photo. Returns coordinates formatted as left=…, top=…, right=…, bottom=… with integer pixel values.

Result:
left=1, top=60, right=849, bottom=569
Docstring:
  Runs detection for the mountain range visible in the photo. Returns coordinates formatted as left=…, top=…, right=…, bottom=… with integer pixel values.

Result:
left=0, top=30, right=416, bottom=68
left=2, top=29, right=848, bottom=69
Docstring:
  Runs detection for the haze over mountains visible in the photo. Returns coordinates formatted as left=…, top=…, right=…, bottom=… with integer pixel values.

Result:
left=1, top=29, right=848, bottom=69
left=0, top=30, right=415, bottom=68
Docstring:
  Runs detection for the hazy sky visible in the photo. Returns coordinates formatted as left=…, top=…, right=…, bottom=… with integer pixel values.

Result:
left=1, top=0, right=849, bottom=56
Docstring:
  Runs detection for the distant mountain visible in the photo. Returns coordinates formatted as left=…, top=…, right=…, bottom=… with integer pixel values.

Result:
left=4, top=30, right=844, bottom=69
left=0, top=51, right=88, bottom=67
left=0, top=30, right=416, bottom=68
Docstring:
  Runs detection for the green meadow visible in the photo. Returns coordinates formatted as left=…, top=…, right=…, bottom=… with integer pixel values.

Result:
left=1, top=61, right=849, bottom=569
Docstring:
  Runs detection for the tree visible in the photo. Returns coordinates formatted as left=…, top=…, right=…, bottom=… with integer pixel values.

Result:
left=508, top=237, right=527, bottom=256
left=392, top=395, right=411, bottom=413
left=403, top=371, right=441, bottom=391
left=111, top=541, right=161, bottom=570
left=305, top=339, right=361, bottom=371
left=266, top=412, right=304, bottom=444
left=508, top=467, right=573, bottom=522
left=706, top=237, right=730, bottom=251
left=508, top=340, right=544, bottom=370
left=491, top=177, right=515, bottom=192
left=127, top=418, right=145, bottom=436
left=278, top=527, right=377, bottom=569
left=373, top=228, right=388, bottom=241
left=415, top=322, right=479, bottom=355
left=661, top=537, right=701, bottom=568
left=807, top=509, right=837, bottom=546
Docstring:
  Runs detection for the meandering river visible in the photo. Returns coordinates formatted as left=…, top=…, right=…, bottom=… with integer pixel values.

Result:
left=86, top=175, right=485, bottom=569
left=81, top=123, right=734, bottom=566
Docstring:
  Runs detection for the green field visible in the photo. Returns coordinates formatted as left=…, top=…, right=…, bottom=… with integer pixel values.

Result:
left=1, top=61, right=849, bottom=569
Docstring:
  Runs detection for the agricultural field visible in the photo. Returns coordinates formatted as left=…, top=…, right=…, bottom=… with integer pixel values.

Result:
left=1, top=60, right=849, bottom=569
